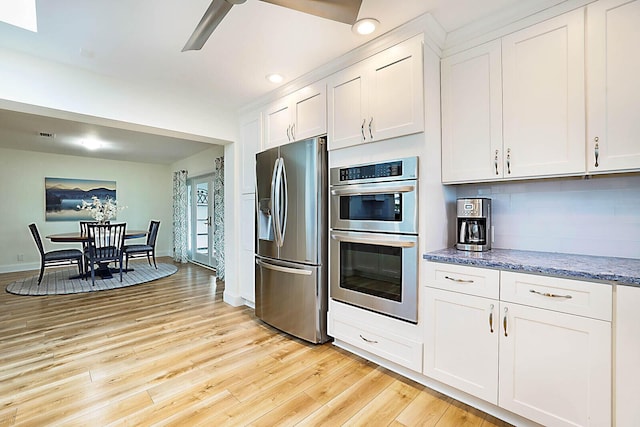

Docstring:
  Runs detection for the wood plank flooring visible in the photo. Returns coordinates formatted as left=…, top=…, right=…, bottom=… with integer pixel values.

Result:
left=0, top=259, right=511, bottom=426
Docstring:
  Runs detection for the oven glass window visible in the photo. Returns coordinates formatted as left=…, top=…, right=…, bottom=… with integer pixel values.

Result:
left=339, top=241, right=402, bottom=302
left=339, top=193, right=402, bottom=221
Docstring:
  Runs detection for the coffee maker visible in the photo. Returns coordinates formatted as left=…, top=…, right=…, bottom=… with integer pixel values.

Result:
left=456, top=198, right=491, bottom=251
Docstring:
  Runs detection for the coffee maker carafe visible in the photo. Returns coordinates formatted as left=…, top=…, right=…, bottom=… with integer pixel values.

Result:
left=456, top=198, right=491, bottom=251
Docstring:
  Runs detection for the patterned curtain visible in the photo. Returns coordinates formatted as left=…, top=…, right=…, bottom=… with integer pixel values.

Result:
left=213, top=157, right=225, bottom=280
left=173, top=170, right=188, bottom=263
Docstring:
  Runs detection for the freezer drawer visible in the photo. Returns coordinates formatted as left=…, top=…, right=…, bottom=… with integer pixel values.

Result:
left=255, top=257, right=329, bottom=344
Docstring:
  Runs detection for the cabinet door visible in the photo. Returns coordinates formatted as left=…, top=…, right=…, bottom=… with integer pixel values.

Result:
left=239, top=112, right=262, bottom=194
left=441, top=40, right=503, bottom=183
left=499, top=302, right=611, bottom=427
left=239, top=193, right=256, bottom=303
left=587, top=0, right=640, bottom=173
left=292, top=82, right=326, bottom=141
left=327, top=65, right=367, bottom=150
left=502, top=9, right=586, bottom=178
left=264, top=98, right=292, bottom=149
left=423, top=288, right=498, bottom=404
left=368, top=36, right=424, bottom=143
left=615, top=285, right=640, bottom=426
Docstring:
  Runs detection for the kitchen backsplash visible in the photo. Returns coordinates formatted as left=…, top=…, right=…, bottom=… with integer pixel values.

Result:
left=456, top=174, right=640, bottom=259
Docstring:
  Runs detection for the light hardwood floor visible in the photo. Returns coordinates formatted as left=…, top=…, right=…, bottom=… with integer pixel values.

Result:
left=0, top=259, right=511, bottom=426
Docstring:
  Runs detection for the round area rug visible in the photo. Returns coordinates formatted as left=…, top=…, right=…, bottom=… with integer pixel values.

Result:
left=5, top=263, right=178, bottom=296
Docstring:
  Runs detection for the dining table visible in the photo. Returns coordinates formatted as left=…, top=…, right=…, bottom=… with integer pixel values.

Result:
left=46, top=229, right=148, bottom=279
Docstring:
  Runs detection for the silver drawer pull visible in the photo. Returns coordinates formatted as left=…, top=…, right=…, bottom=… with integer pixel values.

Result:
left=529, top=289, right=573, bottom=299
left=359, top=334, right=378, bottom=344
left=444, top=276, right=474, bottom=283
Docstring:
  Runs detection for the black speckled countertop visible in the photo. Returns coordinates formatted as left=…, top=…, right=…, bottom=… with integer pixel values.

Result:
left=423, top=248, right=640, bottom=287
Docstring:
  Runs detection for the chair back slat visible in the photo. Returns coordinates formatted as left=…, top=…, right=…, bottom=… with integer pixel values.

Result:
left=28, top=223, right=45, bottom=256
left=147, top=221, right=160, bottom=246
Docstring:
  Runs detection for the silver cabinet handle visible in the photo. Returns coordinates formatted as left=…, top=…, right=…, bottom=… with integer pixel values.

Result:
left=286, top=124, right=291, bottom=142
left=444, top=275, right=474, bottom=284
left=359, top=334, right=378, bottom=344
left=494, top=150, right=499, bottom=175
left=594, top=136, right=599, bottom=168
left=503, top=307, right=508, bottom=337
left=529, top=289, right=573, bottom=299
left=291, top=123, right=295, bottom=141
left=361, top=119, right=366, bottom=140
left=368, top=117, right=373, bottom=139
left=506, top=148, right=512, bottom=175
left=489, top=304, right=494, bottom=333
left=256, top=259, right=312, bottom=276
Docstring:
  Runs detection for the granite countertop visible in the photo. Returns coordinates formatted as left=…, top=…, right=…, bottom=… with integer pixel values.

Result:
left=423, top=248, right=640, bottom=287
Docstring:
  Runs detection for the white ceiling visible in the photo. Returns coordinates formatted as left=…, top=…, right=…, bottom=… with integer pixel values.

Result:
left=0, top=0, right=543, bottom=164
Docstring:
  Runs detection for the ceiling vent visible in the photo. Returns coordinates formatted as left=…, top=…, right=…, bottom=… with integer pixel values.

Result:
left=39, top=132, right=56, bottom=138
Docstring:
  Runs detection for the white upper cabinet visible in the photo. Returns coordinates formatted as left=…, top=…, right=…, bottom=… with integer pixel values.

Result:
left=264, top=82, right=326, bottom=149
left=239, top=111, right=262, bottom=194
left=328, top=35, right=424, bottom=150
left=502, top=8, right=586, bottom=179
left=586, top=0, right=640, bottom=173
left=441, top=40, right=502, bottom=183
left=441, top=9, right=588, bottom=183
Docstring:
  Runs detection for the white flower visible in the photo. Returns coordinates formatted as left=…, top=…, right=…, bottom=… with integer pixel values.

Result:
left=78, top=196, right=125, bottom=222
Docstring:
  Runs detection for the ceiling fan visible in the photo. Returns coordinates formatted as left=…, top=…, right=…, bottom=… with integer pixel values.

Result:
left=182, top=0, right=363, bottom=51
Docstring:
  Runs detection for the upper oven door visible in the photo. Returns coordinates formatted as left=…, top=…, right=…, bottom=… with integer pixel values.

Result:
left=330, top=180, right=418, bottom=234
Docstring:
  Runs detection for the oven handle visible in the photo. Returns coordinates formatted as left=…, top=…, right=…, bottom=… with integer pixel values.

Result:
left=330, top=183, right=415, bottom=196
left=330, top=231, right=416, bottom=248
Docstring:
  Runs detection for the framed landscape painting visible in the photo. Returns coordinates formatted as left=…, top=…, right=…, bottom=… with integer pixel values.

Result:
left=45, top=178, right=116, bottom=221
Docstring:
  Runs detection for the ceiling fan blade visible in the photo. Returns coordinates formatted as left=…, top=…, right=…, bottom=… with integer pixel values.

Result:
left=260, top=0, right=362, bottom=25
left=182, top=0, right=243, bottom=52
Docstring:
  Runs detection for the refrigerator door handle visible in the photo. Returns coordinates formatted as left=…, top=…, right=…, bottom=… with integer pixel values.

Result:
left=272, top=157, right=283, bottom=246
left=280, top=158, right=288, bottom=245
left=256, top=259, right=313, bottom=276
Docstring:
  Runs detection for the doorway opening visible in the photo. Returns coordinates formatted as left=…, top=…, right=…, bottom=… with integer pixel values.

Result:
left=187, top=174, right=217, bottom=270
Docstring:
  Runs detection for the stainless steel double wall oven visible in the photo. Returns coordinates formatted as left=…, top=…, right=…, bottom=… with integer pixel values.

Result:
left=329, top=157, right=419, bottom=323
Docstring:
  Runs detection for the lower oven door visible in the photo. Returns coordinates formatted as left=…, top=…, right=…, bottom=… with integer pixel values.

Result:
left=330, top=230, right=418, bottom=323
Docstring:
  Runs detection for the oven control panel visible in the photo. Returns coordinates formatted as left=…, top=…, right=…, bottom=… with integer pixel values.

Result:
left=331, top=157, right=417, bottom=185
left=339, top=160, right=402, bottom=181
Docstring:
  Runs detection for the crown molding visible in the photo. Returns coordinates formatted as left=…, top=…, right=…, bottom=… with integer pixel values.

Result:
left=442, top=0, right=596, bottom=57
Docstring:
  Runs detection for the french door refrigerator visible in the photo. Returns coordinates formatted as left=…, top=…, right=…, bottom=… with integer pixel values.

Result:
left=255, top=136, right=329, bottom=344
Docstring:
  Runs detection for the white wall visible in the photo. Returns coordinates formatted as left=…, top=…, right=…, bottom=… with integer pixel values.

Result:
left=0, top=46, right=236, bottom=142
left=170, top=145, right=224, bottom=177
left=456, top=174, right=640, bottom=259
left=0, top=147, right=173, bottom=272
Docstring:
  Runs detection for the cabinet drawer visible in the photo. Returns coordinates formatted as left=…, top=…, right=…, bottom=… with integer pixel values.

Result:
left=329, top=309, right=422, bottom=372
left=425, top=262, right=500, bottom=299
left=501, top=271, right=612, bottom=321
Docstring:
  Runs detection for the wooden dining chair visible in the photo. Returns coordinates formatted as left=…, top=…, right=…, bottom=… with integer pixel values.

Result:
left=79, top=221, right=109, bottom=272
left=124, top=220, right=160, bottom=270
left=85, top=223, right=126, bottom=285
left=28, top=223, right=84, bottom=285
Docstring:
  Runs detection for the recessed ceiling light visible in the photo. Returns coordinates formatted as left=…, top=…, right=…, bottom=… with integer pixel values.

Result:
left=352, top=18, right=379, bottom=35
left=266, top=73, right=284, bottom=84
left=81, top=139, right=102, bottom=150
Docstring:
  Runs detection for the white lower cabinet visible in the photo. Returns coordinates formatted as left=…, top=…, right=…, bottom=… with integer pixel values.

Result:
left=328, top=299, right=422, bottom=372
left=424, top=262, right=612, bottom=427
left=499, top=301, right=611, bottom=427
left=423, top=288, right=499, bottom=404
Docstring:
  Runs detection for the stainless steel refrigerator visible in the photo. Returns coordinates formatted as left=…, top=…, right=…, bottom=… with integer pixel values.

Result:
left=255, top=136, right=329, bottom=344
